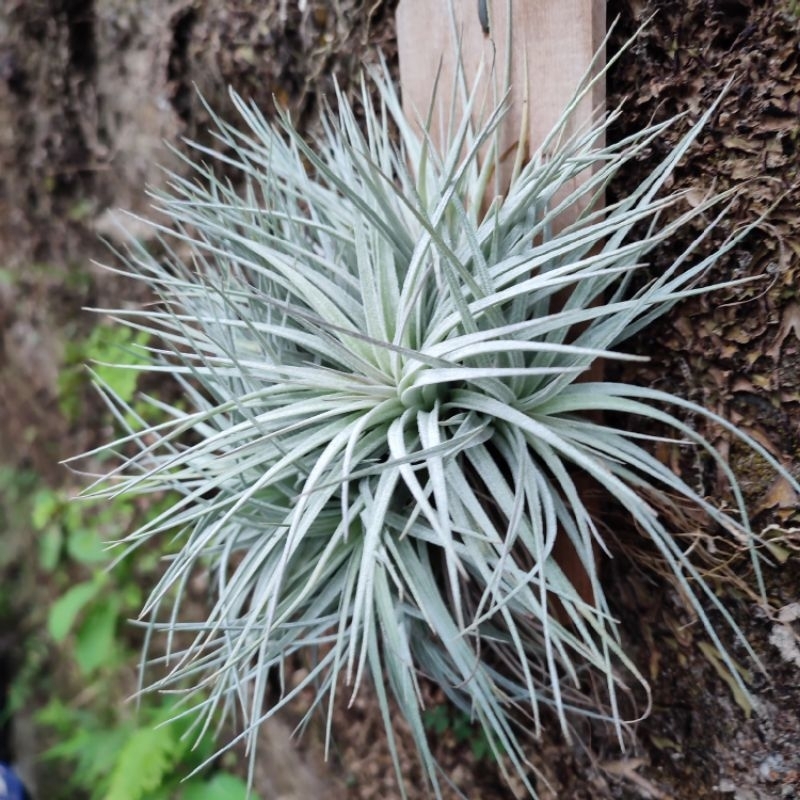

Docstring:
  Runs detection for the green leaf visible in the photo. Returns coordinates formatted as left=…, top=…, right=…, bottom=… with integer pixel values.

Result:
left=31, top=488, right=60, bottom=530
left=105, top=724, right=179, bottom=800
left=66, top=524, right=108, bottom=565
left=422, top=705, right=450, bottom=736
left=471, top=734, right=494, bottom=762
left=47, top=577, right=105, bottom=643
left=181, top=773, right=257, bottom=800
left=75, top=598, right=120, bottom=674
left=39, top=703, right=130, bottom=795
left=38, top=525, right=63, bottom=571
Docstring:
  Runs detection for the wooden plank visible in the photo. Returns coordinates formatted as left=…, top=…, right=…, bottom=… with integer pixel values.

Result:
left=397, top=0, right=605, bottom=213
left=396, top=0, right=606, bottom=606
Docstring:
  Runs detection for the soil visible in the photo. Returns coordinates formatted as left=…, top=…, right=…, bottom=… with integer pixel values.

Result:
left=1, top=1, right=799, bottom=798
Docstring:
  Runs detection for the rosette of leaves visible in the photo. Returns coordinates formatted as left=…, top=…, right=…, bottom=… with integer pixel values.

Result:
left=78, top=53, right=796, bottom=798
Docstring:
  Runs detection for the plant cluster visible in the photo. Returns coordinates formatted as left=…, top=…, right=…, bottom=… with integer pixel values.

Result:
left=1, top=329, right=256, bottom=800
left=76, top=51, right=797, bottom=798
left=31, top=481, right=257, bottom=800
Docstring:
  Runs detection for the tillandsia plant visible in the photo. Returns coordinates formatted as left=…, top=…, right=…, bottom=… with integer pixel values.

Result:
left=74, top=37, right=797, bottom=800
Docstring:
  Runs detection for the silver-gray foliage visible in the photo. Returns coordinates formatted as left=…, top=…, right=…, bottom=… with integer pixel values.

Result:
left=78, top=57, right=796, bottom=797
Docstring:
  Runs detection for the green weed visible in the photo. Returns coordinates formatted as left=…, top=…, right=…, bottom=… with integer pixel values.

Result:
left=59, top=324, right=150, bottom=422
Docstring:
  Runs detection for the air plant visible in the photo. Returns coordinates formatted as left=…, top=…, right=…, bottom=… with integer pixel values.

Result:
left=74, top=35, right=796, bottom=799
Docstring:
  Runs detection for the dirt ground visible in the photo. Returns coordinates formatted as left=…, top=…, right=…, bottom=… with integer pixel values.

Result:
left=1, top=1, right=799, bottom=798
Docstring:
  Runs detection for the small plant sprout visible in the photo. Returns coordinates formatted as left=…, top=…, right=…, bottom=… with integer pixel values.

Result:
left=73, top=45, right=797, bottom=799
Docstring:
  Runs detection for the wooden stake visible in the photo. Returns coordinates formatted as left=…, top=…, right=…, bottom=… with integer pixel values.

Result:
left=396, top=0, right=606, bottom=606
left=397, top=0, right=604, bottom=220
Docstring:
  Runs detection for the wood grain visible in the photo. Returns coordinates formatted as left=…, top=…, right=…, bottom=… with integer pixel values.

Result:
left=396, top=0, right=606, bottom=607
left=397, top=0, right=605, bottom=222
